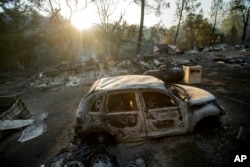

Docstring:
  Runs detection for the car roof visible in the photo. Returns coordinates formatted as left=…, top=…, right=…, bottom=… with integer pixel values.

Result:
left=91, top=75, right=166, bottom=92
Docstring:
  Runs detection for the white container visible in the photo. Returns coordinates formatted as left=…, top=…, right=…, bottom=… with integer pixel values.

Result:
left=183, top=65, right=202, bottom=84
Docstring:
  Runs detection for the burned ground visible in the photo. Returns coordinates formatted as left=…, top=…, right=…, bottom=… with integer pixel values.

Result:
left=0, top=51, right=250, bottom=167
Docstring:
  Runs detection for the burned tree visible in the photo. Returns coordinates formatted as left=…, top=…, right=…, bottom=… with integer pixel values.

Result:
left=132, top=0, right=170, bottom=55
left=0, top=0, right=41, bottom=70
left=210, top=0, right=225, bottom=35
left=230, top=0, right=250, bottom=43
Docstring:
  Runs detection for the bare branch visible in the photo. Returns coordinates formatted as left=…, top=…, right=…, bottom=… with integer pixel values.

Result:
left=65, top=0, right=92, bottom=21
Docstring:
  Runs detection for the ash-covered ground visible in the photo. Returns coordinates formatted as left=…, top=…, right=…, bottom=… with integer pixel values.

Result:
left=0, top=51, right=249, bottom=167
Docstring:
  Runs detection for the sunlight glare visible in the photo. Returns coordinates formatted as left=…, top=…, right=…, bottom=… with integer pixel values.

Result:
left=71, top=11, right=94, bottom=30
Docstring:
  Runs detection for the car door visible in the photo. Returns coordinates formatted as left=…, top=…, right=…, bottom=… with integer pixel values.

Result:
left=141, top=90, right=186, bottom=137
left=103, top=90, right=146, bottom=140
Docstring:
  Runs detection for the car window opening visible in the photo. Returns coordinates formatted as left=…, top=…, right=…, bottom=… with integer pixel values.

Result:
left=142, top=91, right=176, bottom=109
left=107, top=92, right=138, bottom=112
left=90, top=96, right=103, bottom=112
left=168, top=84, right=189, bottom=101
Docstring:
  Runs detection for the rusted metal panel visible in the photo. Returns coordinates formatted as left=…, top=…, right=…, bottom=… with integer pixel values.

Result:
left=0, top=119, right=34, bottom=130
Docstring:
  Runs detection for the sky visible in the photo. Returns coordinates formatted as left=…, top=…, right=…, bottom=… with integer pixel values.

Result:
left=123, top=0, right=215, bottom=28
left=66, top=0, right=229, bottom=29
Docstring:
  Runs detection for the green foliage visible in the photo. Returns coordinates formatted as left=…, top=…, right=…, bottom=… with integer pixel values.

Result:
left=195, top=18, right=215, bottom=46
left=42, top=13, right=79, bottom=62
left=162, top=26, right=177, bottom=45
left=229, top=0, right=250, bottom=42
left=164, top=13, right=215, bottom=50
left=220, top=14, right=243, bottom=44
left=0, top=0, right=41, bottom=71
left=210, top=0, right=225, bottom=33
left=173, top=0, right=203, bottom=47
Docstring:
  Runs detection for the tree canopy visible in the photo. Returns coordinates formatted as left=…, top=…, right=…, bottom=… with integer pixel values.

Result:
left=0, top=0, right=249, bottom=71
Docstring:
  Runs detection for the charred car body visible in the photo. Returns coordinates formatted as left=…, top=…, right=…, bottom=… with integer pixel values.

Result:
left=74, top=75, right=224, bottom=144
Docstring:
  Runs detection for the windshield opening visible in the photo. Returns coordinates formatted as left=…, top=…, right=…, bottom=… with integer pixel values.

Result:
left=166, top=84, right=190, bottom=102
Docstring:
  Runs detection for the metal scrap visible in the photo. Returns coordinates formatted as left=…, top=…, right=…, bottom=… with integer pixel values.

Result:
left=0, top=119, right=34, bottom=130
left=18, top=121, right=47, bottom=142
left=0, top=95, right=30, bottom=120
left=18, top=112, right=48, bottom=142
left=0, top=94, right=48, bottom=142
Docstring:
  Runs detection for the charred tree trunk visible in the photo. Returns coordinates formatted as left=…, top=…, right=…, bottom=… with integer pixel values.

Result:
left=212, top=7, right=218, bottom=35
left=242, top=8, right=249, bottom=43
left=174, top=0, right=185, bottom=45
left=136, top=0, right=145, bottom=55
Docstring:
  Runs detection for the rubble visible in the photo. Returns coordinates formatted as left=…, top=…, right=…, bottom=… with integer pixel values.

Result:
left=173, top=58, right=199, bottom=66
left=29, top=60, right=138, bottom=90
left=185, top=50, right=199, bottom=55
left=209, top=44, right=227, bottom=52
left=0, top=95, right=30, bottom=120
left=214, top=56, right=250, bottom=67
left=0, top=94, right=48, bottom=142
left=7, top=51, right=208, bottom=91
left=153, top=44, right=182, bottom=55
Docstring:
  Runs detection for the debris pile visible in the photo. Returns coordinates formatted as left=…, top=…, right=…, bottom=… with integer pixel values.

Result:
left=46, top=144, right=146, bottom=167
left=0, top=95, right=47, bottom=142
left=29, top=60, right=139, bottom=90
left=214, top=56, right=250, bottom=67
left=0, top=95, right=30, bottom=120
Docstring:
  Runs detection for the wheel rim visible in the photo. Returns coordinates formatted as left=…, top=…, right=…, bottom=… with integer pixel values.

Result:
left=123, top=163, right=138, bottom=167
left=90, top=153, right=112, bottom=167
left=64, top=160, right=85, bottom=167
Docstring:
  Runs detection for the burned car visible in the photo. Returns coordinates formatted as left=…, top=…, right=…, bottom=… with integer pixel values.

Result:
left=74, top=75, right=224, bottom=144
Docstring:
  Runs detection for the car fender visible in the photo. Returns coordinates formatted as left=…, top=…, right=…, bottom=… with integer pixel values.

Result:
left=187, top=103, right=222, bottom=132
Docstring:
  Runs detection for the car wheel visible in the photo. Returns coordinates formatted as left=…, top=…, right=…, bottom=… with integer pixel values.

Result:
left=89, top=153, right=113, bottom=167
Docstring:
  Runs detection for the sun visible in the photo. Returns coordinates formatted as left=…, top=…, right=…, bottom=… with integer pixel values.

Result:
left=71, top=10, right=95, bottom=30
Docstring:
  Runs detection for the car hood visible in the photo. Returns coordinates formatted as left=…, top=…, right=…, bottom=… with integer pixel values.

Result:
left=177, top=85, right=216, bottom=105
